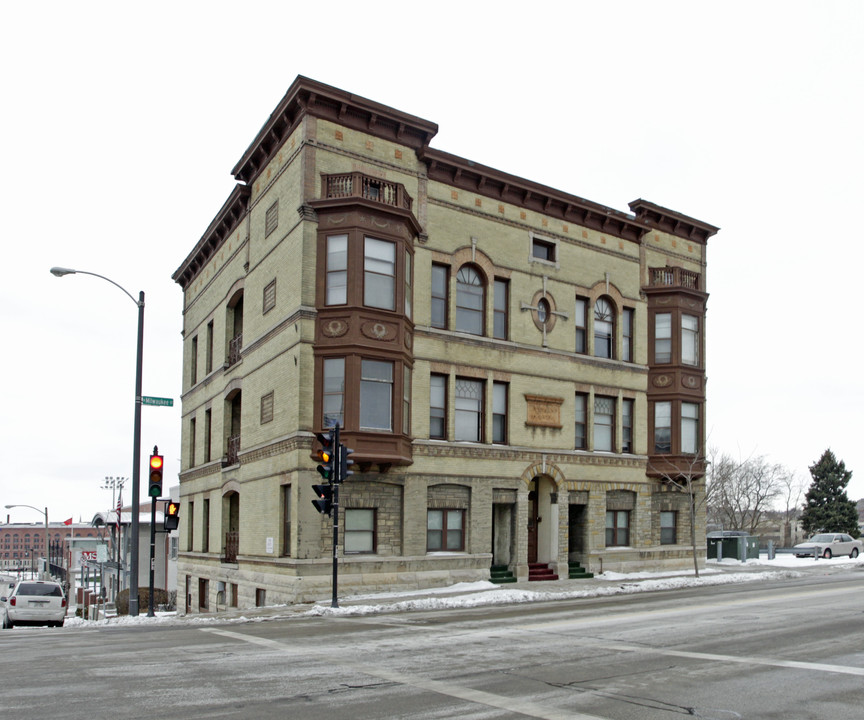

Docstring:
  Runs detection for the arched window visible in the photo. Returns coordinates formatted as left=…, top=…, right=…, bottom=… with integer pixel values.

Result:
left=455, top=265, right=485, bottom=335
left=594, top=298, right=615, bottom=359
left=226, top=290, right=244, bottom=367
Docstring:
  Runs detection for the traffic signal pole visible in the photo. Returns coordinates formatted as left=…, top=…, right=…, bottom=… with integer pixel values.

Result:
left=313, top=425, right=350, bottom=609
left=147, top=446, right=163, bottom=618
left=331, top=470, right=340, bottom=609
left=331, top=424, right=340, bottom=609
left=147, top=497, right=156, bottom=617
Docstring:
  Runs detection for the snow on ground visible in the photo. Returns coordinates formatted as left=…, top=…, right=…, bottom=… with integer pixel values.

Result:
left=52, top=553, right=862, bottom=629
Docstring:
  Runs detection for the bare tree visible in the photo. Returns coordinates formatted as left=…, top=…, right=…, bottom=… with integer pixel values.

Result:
left=708, top=453, right=784, bottom=534
left=706, top=450, right=737, bottom=530
left=778, top=470, right=806, bottom=545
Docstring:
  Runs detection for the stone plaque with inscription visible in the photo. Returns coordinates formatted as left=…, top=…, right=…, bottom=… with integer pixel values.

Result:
left=525, top=395, right=563, bottom=428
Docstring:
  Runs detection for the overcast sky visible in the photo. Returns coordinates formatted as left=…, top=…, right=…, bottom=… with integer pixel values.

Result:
left=2, top=1, right=862, bottom=524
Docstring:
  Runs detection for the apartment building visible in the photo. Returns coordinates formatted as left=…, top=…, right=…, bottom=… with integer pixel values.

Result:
left=173, top=76, right=718, bottom=610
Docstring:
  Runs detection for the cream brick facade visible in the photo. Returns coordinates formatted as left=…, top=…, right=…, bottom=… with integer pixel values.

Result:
left=173, top=77, right=718, bottom=612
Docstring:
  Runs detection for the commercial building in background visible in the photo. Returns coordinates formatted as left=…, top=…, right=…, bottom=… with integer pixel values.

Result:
left=173, top=76, right=718, bottom=611
left=91, top=500, right=175, bottom=603
left=0, top=521, right=97, bottom=575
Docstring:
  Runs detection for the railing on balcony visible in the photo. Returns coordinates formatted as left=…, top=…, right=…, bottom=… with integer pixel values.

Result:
left=226, top=434, right=241, bottom=466
left=222, top=532, right=238, bottom=563
left=323, top=172, right=413, bottom=211
left=227, top=333, right=243, bottom=367
left=649, top=266, right=701, bottom=291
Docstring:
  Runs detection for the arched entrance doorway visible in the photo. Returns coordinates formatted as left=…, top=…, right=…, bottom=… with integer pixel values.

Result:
left=527, top=475, right=557, bottom=565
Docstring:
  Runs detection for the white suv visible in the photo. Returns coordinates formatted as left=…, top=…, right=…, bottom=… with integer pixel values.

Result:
left=1, top=580, right=67, bottom=628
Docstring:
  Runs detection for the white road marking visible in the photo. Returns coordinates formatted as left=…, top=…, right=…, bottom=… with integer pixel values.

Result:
left=201, top=627, right=608, bottom=720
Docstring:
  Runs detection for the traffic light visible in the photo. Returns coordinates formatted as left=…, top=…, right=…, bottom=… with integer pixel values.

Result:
left=311, top=484, right=334, bottom=516
left=340, top=444, right=354, bottom=483
left=148, top=447, right=164, bottom=498
left=315, top=430, right=335, bottom=482
left=164, top=501, right=180, bottom=531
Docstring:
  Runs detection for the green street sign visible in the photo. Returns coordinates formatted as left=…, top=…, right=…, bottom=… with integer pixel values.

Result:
left=142, top=396, right=174, bottom=407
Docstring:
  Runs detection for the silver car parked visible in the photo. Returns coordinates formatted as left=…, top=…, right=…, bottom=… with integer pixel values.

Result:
left=793, top=533, right=863, bottom=559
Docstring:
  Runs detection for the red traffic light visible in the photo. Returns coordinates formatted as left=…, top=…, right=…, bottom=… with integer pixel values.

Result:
left=312, top=484, right=334, bottom=516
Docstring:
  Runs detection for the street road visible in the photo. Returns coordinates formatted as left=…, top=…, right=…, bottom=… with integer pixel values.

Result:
left=2, top=570, right=863, bottom=719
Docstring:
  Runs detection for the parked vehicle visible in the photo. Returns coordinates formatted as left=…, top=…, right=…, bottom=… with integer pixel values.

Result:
left=793, top=533, right=863, bottom=559
left=0, top=580, right=67, bottom=628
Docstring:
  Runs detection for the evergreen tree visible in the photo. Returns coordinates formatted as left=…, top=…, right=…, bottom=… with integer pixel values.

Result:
left=800, top=449, right=859, bottom=537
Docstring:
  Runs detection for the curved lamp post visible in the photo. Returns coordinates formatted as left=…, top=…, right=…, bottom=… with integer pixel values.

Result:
left=50, top=267, right=144, bottom=616
left=5, top=504, right=49, bottom=579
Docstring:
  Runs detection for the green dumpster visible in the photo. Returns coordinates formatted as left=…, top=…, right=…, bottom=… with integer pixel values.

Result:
left=707, top=535, right=759, bottom=560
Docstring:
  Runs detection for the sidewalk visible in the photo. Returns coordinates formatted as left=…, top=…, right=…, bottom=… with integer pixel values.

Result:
left=199, top=557, right=852, bottom=623
left=64, top=555, right=862, bottom=627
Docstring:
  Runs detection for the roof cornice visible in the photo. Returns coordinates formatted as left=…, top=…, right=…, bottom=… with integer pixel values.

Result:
left=231, top=76, right=439, bottom=185
left=420, top=147, right=651, bottom=244
left=629, top=199, right=719, bottom=244
left=172, top=184, right=250, bottom=290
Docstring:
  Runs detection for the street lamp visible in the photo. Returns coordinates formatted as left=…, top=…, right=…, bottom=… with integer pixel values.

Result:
left=50, top=266, right=145, bottom=617
left=5, top=505, right=49, bottom=579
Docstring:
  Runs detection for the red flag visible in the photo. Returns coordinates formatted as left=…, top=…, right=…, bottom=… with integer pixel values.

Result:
left=63, top=518, right=73, bottom=525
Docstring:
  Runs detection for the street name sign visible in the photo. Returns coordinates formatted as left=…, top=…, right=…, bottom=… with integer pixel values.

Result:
left=142, top=396, right=173, bottom=407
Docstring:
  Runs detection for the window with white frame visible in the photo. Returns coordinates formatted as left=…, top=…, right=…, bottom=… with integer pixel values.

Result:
left=575, top=393, right=587, bottom=449
left=622, top=398, right=634, bottom=453
left=455, top=378, right=483, bottom=442
left=493, top=278, right=508, bottom=340
left=456, top=265, right=484, bottom=335
left=429, top=374, right=447, bottom=439
left=660, top=511, right=677, bottom=544
left=594, top=396, right=615, bottom=451
left=654, top=401, right=672, bottom=453
left=364, top=237, right=396, bottom=310
left=431, top=264, right=448, bottom=329
left=326, top=235, right=348, bottom=305
left=682, top=315, right=699, bottom=366
left=655, top=313, right=672, bottom=363
left=681, top=402, right=699, bottom=454
left=402, top=366, right=411, bottom=435
left=594, top=298, right=615, bottom=359
left=574, top=297, right=587, bottom=353
left=623, top=308, right=634, bottom=362
left=492, top=382, right=508, bottom=444
left=323, top=358, right=345, bottom=428
left=360, top=359, right=393, bottom=431
left=404, top=252, right=413, bottom=319
left=344, top=509, right=376, bottom=553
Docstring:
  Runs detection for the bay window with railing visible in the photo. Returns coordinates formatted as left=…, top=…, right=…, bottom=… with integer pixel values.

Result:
left=310, top=171, right=421, bottom=468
